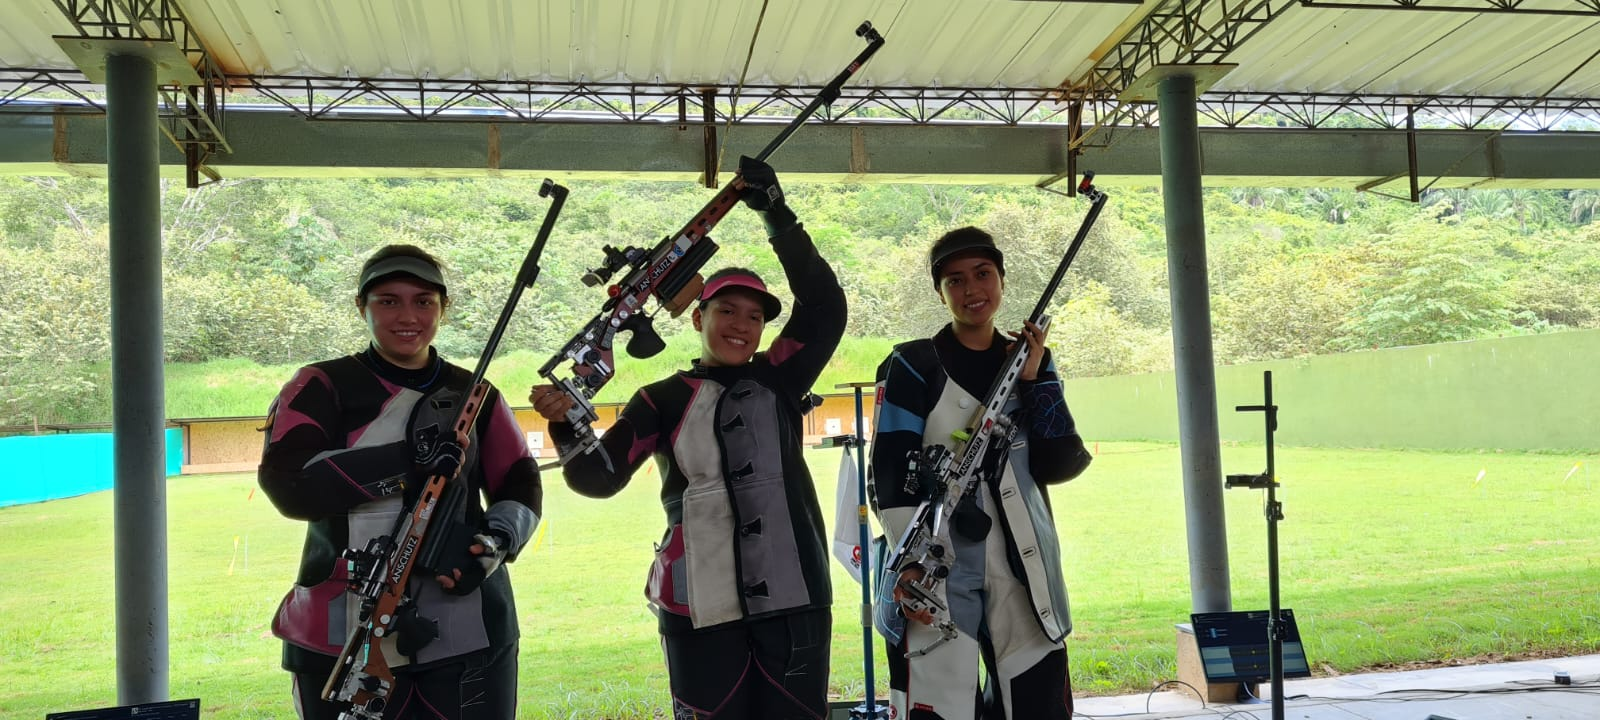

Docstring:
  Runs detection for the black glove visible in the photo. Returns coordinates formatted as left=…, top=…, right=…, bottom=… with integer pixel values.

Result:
left=442, top=530, right=510, bottom=596
left=393, top=603, right=438, bottom=657
left=738, top=155, right=798, bottom=237
left=420, top=438, right=465, bottom=478
left=405, top=438, right=465, bottom=505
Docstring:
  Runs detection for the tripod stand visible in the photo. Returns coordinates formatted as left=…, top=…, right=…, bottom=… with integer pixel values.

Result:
left=817, top=381, right=883, bottom=719
left=1225, top=370, right=1286, bottom=720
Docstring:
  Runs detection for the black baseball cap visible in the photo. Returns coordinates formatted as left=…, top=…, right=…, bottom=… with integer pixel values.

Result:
left=929, top=226, right=1005, bottom=284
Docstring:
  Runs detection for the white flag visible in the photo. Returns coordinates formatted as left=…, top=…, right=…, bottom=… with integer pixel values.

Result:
left=832, top=450, right=865, bottom=584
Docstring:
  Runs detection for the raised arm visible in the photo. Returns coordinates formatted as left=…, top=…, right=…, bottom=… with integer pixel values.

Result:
left=739, top=155, right=847, bottom=396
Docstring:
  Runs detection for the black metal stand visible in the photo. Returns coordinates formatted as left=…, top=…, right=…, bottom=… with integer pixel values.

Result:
left=817, top=381, right=883, bottom=719
left=1225, top=370, right=1285, bottom=720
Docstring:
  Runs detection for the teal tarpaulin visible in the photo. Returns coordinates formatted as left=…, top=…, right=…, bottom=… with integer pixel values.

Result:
left=0, top=428, right=182, bottom=507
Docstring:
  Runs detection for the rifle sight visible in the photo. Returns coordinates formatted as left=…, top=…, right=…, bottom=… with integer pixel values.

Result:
left=581, top=245, right=642, bottom=287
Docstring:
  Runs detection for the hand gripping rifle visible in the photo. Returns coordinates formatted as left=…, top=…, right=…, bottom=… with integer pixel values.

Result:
left=884, top=173, right=1108, bottom=658
left=539, top=22, right=885, bottom=465
left=323, top=180, right=568, bottom=720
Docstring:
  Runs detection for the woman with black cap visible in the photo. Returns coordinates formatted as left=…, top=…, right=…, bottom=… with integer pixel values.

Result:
left=868, top=226, right=1093, bottom=720
left=259, top=244, right=543, bottom=719
left=529, top=156, right=846, bottom=719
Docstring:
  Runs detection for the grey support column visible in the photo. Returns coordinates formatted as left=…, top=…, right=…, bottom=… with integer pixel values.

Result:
left=1157, top=72, right=1230, bottom=613
left=106, top=51, right=169, bottom=704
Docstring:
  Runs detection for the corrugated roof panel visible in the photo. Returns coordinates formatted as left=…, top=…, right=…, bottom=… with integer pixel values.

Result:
left=1218, top=7, right=1600, bottom=99
left=1359, top=16, right=1599, bottom=98
left=0, top=0, right=83, bottom=68
left=173, top=0, right=1136, bottom=89
left=2, top=0, right=1595, bottom=107
left=1439, top=19, right=1600, bottom=98
left=870, top=2, right=1135, bottom=88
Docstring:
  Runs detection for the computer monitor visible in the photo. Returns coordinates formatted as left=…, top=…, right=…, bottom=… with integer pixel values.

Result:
left=47, top=698, right=200, bottom=720
left=1190, top=609, right=1311, bottom=684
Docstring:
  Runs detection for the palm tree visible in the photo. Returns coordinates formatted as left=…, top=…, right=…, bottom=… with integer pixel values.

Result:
left=1228, top=186, right=1290, bottom=211
left=1569, top=189, right=1600, bottom=225
left=1500, top=189, right=1547, bottom=234
left=1421, top=188, right=1468, bottom=218
left=1304, top=188, right=1358, bottom=224
left=1465, top=191, right=1511, bottom=222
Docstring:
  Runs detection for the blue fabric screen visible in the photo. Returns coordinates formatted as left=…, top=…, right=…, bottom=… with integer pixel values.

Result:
left=0, top=429, right=182, bottom=507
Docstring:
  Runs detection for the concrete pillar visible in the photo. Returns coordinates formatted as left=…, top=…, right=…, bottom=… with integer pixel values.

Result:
left=1157, top=72, right=1230, bottom=613
left=106, top=50, right=169, bottom=704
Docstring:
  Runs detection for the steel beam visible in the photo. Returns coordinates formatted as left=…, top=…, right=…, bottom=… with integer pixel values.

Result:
left=5, top=109, right=1599, bottom=187
left=1064, top=0, right=1302, bottom=148
left=9, top=70, right=1600, bottom=133
left=48, top=0, right=228, bottom=185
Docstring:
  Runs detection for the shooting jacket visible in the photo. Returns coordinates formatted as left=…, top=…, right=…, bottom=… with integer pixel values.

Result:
left=869, top=327, right=1091, bottom=643
left=551, top=224, right=845, bottom=634
left=259, top=347, right=542, bottom=673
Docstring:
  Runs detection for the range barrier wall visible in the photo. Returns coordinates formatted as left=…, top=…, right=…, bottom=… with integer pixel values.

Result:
left=1069, top=329, right=1600, bottom=452
left=6, top=329, right=1597, bottom=507
left=0, top=428, right=183, bottom=507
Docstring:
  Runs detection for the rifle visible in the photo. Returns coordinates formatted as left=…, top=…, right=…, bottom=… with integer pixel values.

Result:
left=539, top=21, right=885, bottom=465
left=322, top=180, right=568, bottom=720
left=883, top=173, right=1108, bottom=658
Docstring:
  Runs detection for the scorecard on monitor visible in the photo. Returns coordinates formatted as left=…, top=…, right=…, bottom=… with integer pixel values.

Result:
left=1190, top=609, right=1312, bottom=684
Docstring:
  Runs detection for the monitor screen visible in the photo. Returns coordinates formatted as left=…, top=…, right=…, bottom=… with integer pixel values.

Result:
left=1191, top=609, right=1311, bottom=683
left=48, top=699, right=200, bottom=720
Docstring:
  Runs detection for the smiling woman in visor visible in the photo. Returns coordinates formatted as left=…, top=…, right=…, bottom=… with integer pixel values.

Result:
left=531, top=156, right=846, bottom=719
left=259, top=244, right=542, bottom=720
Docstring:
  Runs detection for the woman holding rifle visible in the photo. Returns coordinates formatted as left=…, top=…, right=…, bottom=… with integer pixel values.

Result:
left=870, top=227, right=1093, bottom=720
left=259, top=244, right=542, bottom=720
left=530, top=156, right=846, bottom=720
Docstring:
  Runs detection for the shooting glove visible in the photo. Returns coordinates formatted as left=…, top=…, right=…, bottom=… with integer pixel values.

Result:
left=738, top=155, right=798, bottom=237
left=394, top=603, right=439, bottom=657
left=405, top=438, right=465, bottom=505
left=442, top=530, right=510, bottom=596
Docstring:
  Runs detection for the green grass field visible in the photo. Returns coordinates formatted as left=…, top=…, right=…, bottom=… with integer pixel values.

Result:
left=3, top=442, right=1598, bottom=719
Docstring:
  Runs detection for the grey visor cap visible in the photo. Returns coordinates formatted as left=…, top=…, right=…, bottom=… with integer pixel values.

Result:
left=358, top=256, right=447, bottom=296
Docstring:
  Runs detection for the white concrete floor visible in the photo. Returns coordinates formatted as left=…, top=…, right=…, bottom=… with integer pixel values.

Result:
left=1072, top=654, right=1600, bottom=720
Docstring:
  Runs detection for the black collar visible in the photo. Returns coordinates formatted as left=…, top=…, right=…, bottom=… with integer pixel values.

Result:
left=358, top=345, right=445, bottom=390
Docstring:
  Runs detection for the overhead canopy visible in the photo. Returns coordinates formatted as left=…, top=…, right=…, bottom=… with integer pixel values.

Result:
left=2, top=0, right=1598, bottom=186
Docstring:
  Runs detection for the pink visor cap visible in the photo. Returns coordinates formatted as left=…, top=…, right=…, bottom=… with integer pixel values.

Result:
left=699, top=272, right=782, bottom=322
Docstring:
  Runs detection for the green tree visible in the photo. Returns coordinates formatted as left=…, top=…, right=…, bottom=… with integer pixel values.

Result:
left=1213, top=248, right=1363, bottom=362
left=1332, top=215, right=1515, bottom=350
left=0, top=226, right=112, bottom=424
left=1049, top=282, right=1171, bottom=378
